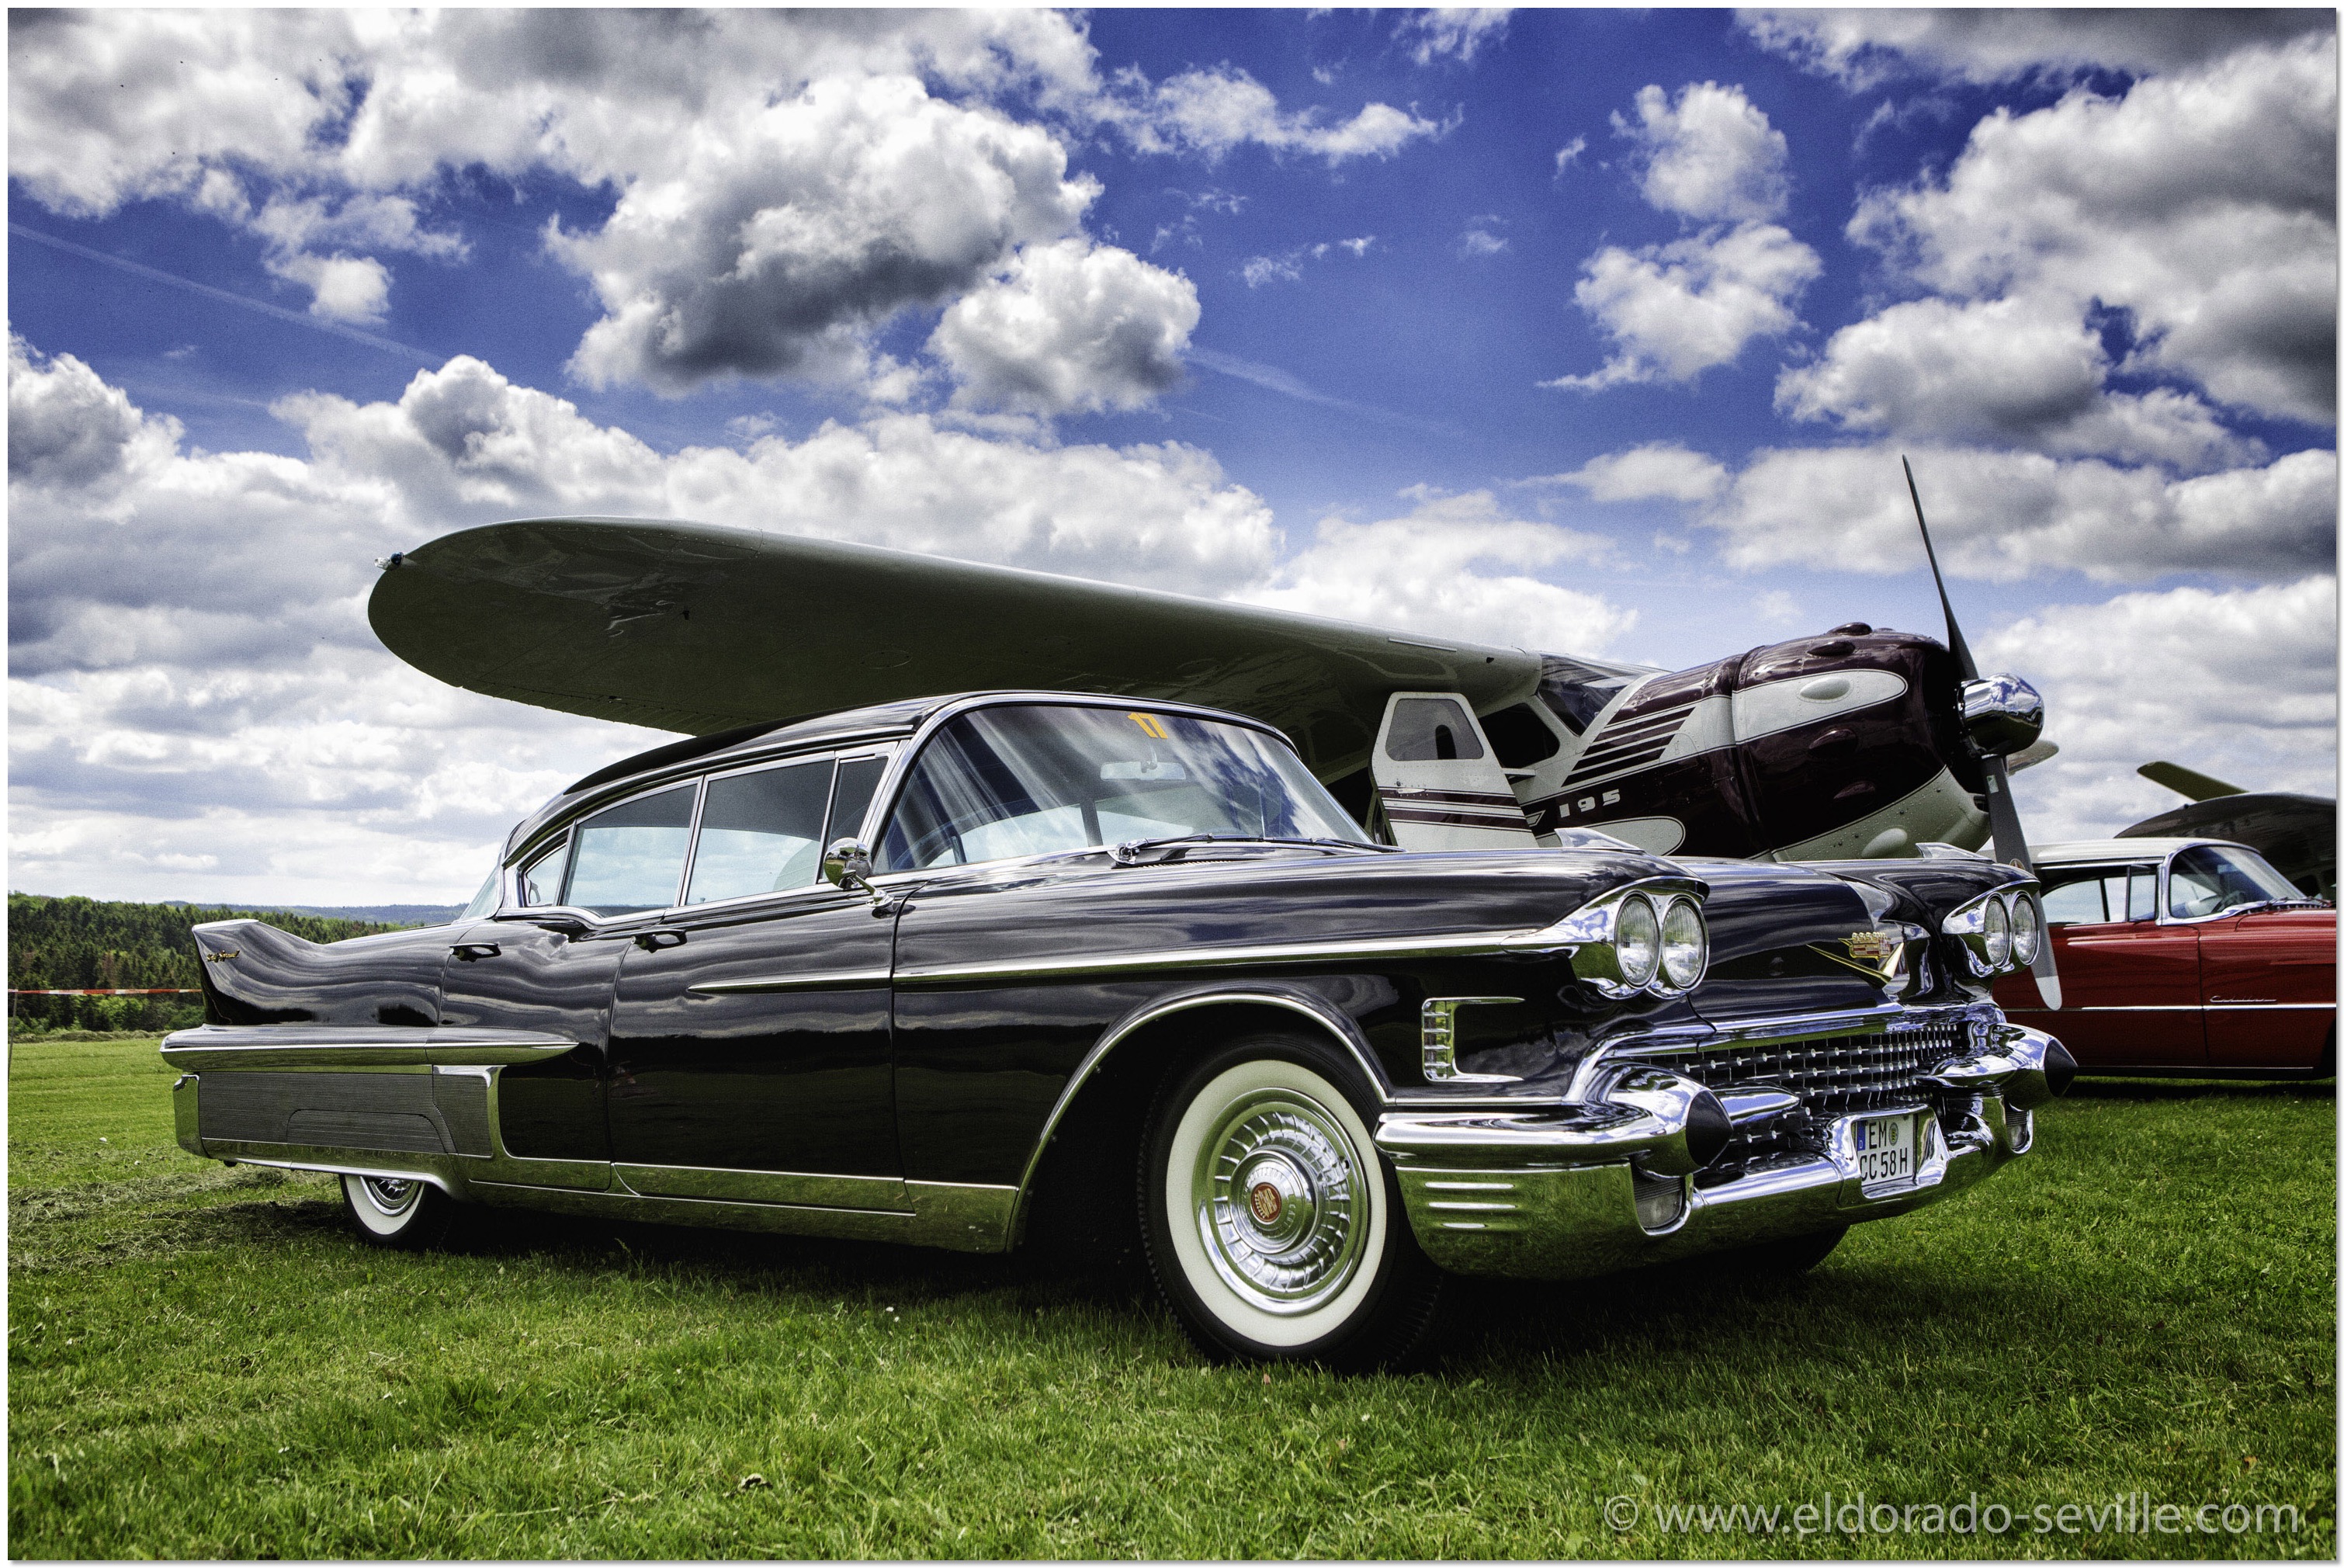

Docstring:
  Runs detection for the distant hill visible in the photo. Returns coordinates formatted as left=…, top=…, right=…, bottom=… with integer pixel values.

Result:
left=7, top=893, right=436, bottom=1033
left=159, top=900, right=465, bottom=926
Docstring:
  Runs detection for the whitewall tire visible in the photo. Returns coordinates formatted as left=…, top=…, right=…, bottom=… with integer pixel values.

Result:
left=340, top=1173, right=458, bottom=1250
left=1140, top=1034, right=1441, bottom=1368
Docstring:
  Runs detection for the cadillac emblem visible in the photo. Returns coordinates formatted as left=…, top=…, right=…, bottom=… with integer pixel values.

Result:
left=1248, top=1181, right=1282, bottom=1225
left=1808, top=928, right=1899, bottom=979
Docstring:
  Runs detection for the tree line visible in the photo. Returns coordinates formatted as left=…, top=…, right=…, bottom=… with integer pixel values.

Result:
left=8, top=894, right=412, bottom=1034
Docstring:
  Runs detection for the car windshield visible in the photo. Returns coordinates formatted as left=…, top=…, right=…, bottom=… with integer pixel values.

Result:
left=876, top=704, right=1371, bottom=872
left=2166, top=844, right=2309, bottom=918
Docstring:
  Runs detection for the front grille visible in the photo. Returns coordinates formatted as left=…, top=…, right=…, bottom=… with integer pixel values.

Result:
left=1635, top=1024, right=1961, bottom=1116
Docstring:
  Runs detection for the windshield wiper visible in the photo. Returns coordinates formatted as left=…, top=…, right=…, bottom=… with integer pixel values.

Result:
left=1107, top=833, right=1393, bottom=865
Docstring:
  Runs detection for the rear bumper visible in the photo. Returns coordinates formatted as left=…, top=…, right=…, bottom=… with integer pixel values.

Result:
left=1377, top=1070, right=2041, bottom=1282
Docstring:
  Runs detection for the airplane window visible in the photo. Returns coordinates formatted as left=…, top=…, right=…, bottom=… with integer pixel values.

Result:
left=686, top=758, right=834, bottom=904
left=2167, top=845, right=2304, bottom=918
left=563, top=784, right=695, bottom=915
left=1481, top=703, right=1562, bottom=768
left=1536, top=655, right=1638, bottom=734
left=1385, top=698, right=1486, bottom=761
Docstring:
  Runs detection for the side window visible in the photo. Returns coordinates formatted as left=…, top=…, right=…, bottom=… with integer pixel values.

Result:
left=2038, top=870, right=2110, bottom=926
left=2126, top=866, right=2160, bottom=921
left=826, top=756, right=888, bottom=847
left=1384, top=696, right=1486, bottom=761
left=517, top=838, right=569, bottom=907
left=563, top=784, right=696, bottom=916
left=685, top=759, right=835, bottom=904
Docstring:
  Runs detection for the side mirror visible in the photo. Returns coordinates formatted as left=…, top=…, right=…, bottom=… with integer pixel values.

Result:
left=823, top=837, right=876, bottom=895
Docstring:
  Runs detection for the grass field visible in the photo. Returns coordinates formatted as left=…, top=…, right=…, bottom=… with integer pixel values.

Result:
left=9, top=1035, right=2334, bottom=1559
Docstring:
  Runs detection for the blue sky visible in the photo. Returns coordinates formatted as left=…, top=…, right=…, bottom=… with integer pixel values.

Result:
left=8, top=9, right=2336, bottom=904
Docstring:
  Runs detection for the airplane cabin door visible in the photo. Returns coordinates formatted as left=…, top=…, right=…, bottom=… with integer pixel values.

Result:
left=1369, top=692, right=1539, bottom=850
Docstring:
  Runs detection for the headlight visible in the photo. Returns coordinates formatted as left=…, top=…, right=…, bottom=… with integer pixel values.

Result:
left=2009, top=893, right=2041, bottom=966
left=1615, top=894, right=1660, bottom=988
left=1942, top=886, right=2033, bottom=977
left=1981, top=896, right=2010, bottom=967
left=1659, top=897, right=1708, bottom=991
left=1534, top=879, right=1708, bottom=998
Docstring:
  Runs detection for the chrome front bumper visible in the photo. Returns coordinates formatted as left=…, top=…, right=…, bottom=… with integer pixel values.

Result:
left=1375, top=1024, right=2059, bottom=1282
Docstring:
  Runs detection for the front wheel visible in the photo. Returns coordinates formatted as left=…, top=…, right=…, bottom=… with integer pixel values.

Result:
left=340, top=1173, right=459, bottom=1251
left=1139, top=1035, right=1441, bottom=1369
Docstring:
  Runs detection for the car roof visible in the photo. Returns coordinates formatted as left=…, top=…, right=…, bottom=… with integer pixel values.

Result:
left=2031, top=837, right=2244, bottom=864
left=507, top=689, right=1289, bottom=862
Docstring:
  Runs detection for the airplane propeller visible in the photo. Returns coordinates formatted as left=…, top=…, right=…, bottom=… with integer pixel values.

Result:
left=1902, top=456, right=2062, bottom=1010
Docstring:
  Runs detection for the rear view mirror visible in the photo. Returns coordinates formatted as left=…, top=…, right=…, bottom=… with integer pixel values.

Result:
left=822, top=837, right=876, bottom=892
left=1100, top=759, right=1188, bottom=782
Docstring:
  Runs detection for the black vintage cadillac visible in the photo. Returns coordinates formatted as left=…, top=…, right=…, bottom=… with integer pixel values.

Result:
left=164, top=692, right=2073, bottom=1367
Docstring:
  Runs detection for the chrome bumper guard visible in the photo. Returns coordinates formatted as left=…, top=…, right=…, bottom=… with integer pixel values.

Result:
left=1375, top=1024, right=2065, bottom=1281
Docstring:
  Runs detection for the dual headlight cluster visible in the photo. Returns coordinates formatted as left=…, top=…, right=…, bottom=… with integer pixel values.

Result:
left=1551, top=882, right=1710, bottom=998
left=1942, top=886, right=2044, bottom=976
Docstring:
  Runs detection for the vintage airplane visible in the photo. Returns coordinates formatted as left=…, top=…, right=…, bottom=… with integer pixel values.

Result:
left=2124, top=761, right=2337, bottom=901
left=369, top=517, right=2041, bottom=860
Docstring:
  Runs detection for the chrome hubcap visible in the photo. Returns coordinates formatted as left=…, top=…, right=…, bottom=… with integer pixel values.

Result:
left=359, top=1176, right=418, bottom=1218
left=1192, top=1088, right=1365, bottom=1313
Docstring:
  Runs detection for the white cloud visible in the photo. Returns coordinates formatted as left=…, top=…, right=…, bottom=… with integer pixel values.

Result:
left=1551, top=81, right=1818, bottom=390
left=557, top=74, right=1098, bottom=394
left=1547, top=221, right=1820, bottom=389
left=1697, top=442, right=2337, bottom=584
left=930, top=239, right=1200, bottom=415
left=1554, top=134, right=1588, bottom=175
left=1775, top=296, right=2257, bottom=470
left=1460, top=221, right=1509, bottom=257
left=1235, top=238, right=1376, bottom=289
left=1740, top=9, right=2335, bottom=90
left=1979, top=578, right=2338, bottom=841
left=7, top=338, right=1284, bottom=902
left=9, top=12, right=1441, bottom=401
left=1614, top=81, right=1791, bottom=224
left=1848, top=35, right=2337, bottom=425
left=1111, top=64, right=1448, bottom=164
left=1396, top=10, right=1512, bottom=67
left=1540, top=442, right=1729, bottom=505
left=1242, top=489, right=1635, bottom=654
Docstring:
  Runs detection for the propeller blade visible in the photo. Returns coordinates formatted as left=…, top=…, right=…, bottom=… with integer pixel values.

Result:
left=1904, top=456, right=2061, bottom=1008
left=1902, top=455, right=1978, bottom=682
left=1982, top=753, right=2061, bottom=1008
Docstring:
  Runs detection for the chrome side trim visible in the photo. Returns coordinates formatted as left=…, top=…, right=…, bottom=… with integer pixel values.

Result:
left=613, top=1162, right=908, bottom=1210
left=161, top=1025, right=581, bottom=1072
left=896, top=927, right=1567, bottom=987
left=686, top=967, right=893, bottom=996
left=2039, top=1001, right=2336, bottom=1012
left=1005, top=987, right=1387, bottom=1246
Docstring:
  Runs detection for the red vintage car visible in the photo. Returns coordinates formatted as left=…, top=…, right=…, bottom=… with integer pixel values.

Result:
left=1996, top=838, right=2335, bottom=1076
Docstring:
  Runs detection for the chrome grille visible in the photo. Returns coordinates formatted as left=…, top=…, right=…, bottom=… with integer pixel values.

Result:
left=1637, top=1025, right=1960, bottom=1115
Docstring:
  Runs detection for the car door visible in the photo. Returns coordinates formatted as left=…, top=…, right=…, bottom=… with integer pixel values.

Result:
left=1368, top=692, right=1538, bottom=850
left=440, top=780, right=698, bottom=1189
left=604, top=749, right=907, bottom=1212
left=2003, top=861, right=2204, bottom=1068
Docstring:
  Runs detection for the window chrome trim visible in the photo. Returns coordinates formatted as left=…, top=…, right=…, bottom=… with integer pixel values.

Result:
left=852, top=691, right=1340, bottom=876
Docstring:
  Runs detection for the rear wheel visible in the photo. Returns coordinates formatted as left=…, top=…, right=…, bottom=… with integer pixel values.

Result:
left=340, top=1173, right=458, bottom=1251
left=1139, top=1033, right=1441, bottom=1369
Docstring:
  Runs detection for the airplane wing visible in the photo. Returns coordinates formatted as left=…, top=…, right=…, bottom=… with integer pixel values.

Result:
left=2138, top=760, right=2247, bottom=801
left=366, top=517, right=1545, bottom=779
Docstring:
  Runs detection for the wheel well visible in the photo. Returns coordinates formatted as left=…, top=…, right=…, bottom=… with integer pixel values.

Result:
left=1015, top=1001, right=1368, bottom=1260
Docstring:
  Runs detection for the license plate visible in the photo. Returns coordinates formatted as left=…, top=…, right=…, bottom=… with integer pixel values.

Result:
left=1850, top=1112, right=1919, bottom=1188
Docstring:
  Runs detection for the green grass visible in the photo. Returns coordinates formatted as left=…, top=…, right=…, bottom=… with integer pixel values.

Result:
left=9, top=1036, right=2334, bottom=1559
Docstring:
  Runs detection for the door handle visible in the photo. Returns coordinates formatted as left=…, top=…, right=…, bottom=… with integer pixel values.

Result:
left=634, top=929, right=688, bottom=951
left=450, top=942, right=501, bottom=961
